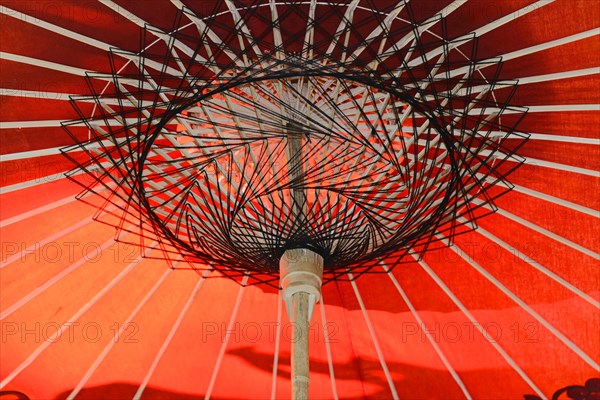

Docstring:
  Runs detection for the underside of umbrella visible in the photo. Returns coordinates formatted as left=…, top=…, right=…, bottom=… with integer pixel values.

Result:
left=0, top=1, right=599, bottom=399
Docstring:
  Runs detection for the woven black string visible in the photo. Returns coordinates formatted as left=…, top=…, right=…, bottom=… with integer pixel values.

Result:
left=61, top=1, right=528, bottom=287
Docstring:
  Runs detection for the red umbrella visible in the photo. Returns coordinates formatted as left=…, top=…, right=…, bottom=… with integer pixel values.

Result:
left=1, top=1, right=599, bottom=399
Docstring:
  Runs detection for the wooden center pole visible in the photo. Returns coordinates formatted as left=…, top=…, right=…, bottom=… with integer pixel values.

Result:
left=280, top=122, right=323, bottom=400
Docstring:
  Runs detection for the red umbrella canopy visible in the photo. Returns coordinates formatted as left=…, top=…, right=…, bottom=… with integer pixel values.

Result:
left=1, top=1, right=599, bottom=399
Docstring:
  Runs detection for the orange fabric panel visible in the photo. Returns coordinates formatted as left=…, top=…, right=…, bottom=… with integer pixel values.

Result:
left=2, top=0, right=144, bottom=51
left=0, top=127, right=91, bottom=155
left=489, top=188, right=600, bottom=252
left=514, top=111, right=600, bottom=138
left=0, top=96, right=95, bottom=124
left=0, top=177, right=81, bottom=220
left=477, top=212, right=599, bottom=300
left=507, top=164, right=600, bottom=210
left=504, top=139, right=600, bottom=171
left=0, top=153, right=87, bottom=187
left=0, top=12, right=117, bottom=73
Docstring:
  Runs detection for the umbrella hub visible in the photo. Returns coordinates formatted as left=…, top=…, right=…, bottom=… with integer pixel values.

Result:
left=280, top=248, right=324, bottom=320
